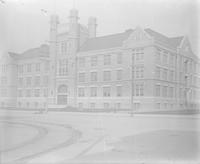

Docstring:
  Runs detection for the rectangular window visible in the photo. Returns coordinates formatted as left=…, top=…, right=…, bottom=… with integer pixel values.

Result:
left=156, top=67, right=161, bottom=79
left=26, top=89, right=31, bottom=97
left=90, top=87, right=97, bottom=97
left=34, top=89, right=40, bottom=97
left=155, top=85, right=160, bottom=97
left=117, top=53, right=122, bottom=64
left=103, top=71, right=111, bottom=81
left=169, top=54, right=174, bottom=66
left=18, top=65, right=23, bottom=74
left=79, top=73, right=85, bottom=82
left=169, top=87, right=173, bottom=98
left=135, top=65, right=144, bottom=79
left=104, top=103, right=109, bottom=109
left=91, top=56, right=97, bottom=66
left=43, top=89, right=48, bottom=97
left=34, top=76, right=40, bottom=86
left=179, top=56, right=182, bottom=69
left=135, top=83, right=144, bottom=96
left=189, top=61, right=192, bottom=72
left=59, top=59, right=68, bottom=76
left=163, top=51, right=168, bottom=65
left=44, top=61, right=50, bottom=72
left=18, top=89, right=22, bottom=97
left=61, top=41, right=67, bottom=55
left=190, top=75, right=193, bottom=85
left=184, top=60, right=188, bottom=73
left=27, top=64, right=32, bottom=72
left=193, top=76, right=197, bottom=86
left=26, top=77, right=32, bottom=86
left=35, top=63, right=40, bottom=72
left=116, top=86, right=122, bottom=97
left=164, top=103, right=167, bottom=109
left=26, top=102, right=30, bottom=107
left=79, top=57, right=85, bottom=67
left=43, top=76, right=49, bottom=85
left=103, top=86, right=111, bottom=97
left=91, top=72, right=97, bottom=82
left=179, top=88, right=182, bottom=98
left=104, top=54, right=111, bottom=65
left=162, top=86, right=167, bottom=97
left=34, top=102, right=39, bottom=108
left=179, top=72, right=183, bottom=82
left=169, top=70, right=174, bottom=81
left=156, top=48, right=161, bottom=63
left=1, top=89, right=7, bottom=97
left=116, top=70, right=122, bottom=80
left=135, top=48, right=144, bottom=61
left=90, top=103, right=95, bottom=109
left=1, top=77, right=7, bottom=85
left=134, top=103, right=140, bottom=110
left=78, top=88, right=85, bottom=97
left=18, top=78, right=23, bottom=87
left=1, top=64, right=7, bottom=73
left=162, top=68, right=168, bottom=81
left=193, top=90, right=196, bottom=99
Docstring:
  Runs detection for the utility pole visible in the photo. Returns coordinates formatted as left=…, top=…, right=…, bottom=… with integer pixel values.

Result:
left=175, top=54, right=178, bottom=110
left=74, top=56, right=78, bottom=109
left=131, top=49, right=134, bottom=116
left=184, top=59, right=188, bottom=109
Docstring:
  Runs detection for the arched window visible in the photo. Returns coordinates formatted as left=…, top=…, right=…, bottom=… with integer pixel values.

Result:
left=57, top=85, right=67, bottom=94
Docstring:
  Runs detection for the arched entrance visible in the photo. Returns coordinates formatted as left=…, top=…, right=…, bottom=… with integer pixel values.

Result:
left=57, top=85, right=68, bottom=105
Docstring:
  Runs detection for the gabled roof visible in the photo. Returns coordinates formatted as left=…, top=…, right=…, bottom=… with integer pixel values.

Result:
left=9, top=44, right=49, bottom=59
left=144, top=28, right=184, bottom=48
left=169, top=36, right=184, bottom=48
left=79, top=29, right=133, bottom=52
left=79, top=28, right=184, bottom=52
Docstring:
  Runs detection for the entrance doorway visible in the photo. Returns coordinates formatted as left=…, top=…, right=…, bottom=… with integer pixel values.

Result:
left=57, top=85, right=68, bottom=105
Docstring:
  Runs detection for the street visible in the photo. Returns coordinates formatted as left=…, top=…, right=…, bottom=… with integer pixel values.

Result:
left=0, top=109, right=199, bottom=164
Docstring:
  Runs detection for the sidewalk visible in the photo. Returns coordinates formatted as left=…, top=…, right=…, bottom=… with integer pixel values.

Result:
left=1, top=108, right=199, bottom=119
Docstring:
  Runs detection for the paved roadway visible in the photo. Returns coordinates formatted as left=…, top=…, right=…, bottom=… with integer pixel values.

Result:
left=0, top=112, right=81, bottom=164
left=0, top=110, right=199, bottom=164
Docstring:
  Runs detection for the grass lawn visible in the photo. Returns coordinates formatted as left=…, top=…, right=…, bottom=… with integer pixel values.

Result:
left=77, top=130, right=200, bottom=162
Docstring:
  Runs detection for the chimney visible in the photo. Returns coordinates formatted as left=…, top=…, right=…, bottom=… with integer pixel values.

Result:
left=69, top=9, right=79, bottom=25
left=68, top=9, right=79, bottom=34
left=88, top=17, right=97, bottom=38
left=50, top=15, right=59, bottom=42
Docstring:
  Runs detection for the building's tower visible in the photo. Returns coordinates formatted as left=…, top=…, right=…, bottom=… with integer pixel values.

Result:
left=69, top=9, right=79, bottom=36
left=49, top=15, right=59, bottom=105
left=68, top=9, right=80, bottom=53
left=67, top=9, right=80, bottom=107
left=88, top=17, right=97, bottom=38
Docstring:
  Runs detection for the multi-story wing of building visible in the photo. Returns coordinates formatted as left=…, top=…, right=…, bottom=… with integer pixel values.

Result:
left=0, top=9, right=199, bottom=112
left=0, top=45, right=49, bottom=109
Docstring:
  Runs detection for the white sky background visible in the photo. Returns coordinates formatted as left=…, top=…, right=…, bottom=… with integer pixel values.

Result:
left=0, top=0, right=199, bottom=55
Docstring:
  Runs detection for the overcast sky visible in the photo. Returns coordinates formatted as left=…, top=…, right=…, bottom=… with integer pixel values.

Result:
left=0, top=0, right=199, bottom=56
